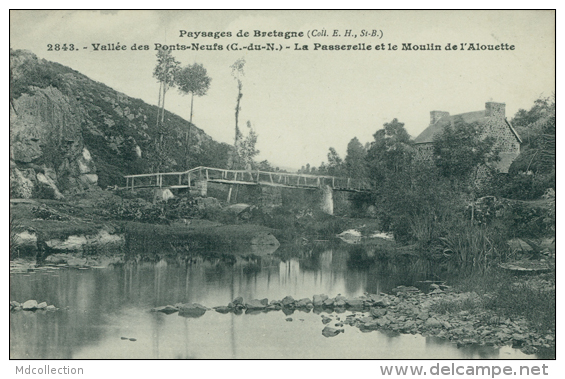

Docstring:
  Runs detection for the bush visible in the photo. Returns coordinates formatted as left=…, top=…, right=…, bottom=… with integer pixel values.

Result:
left=439, top=222, right=511, bottom=272
left=502, top=200, right=551, bottom=239
left=100, top=197, right=168, bottom=224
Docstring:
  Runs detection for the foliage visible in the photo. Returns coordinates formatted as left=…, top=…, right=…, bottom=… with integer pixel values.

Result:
left=344, top=137, right=367, bottom=178
left=494, top=95, right=556, bottom=200
left=439, top=222, right=511, bottom=271
left=152, top=49, right=181, bottom=172
left=102, top=197, right=169, bottom=224
left=31, top=204, right=68, bottom=221
left=237, top=121, right=260, bottom=169
left=502, top=200, right=551, bottom=239
left=10, top=50, right=68, bottom=100
left=366, top=118, right=413, bottom=184
left=432, top=117, right=499, bottom=187
left=175, top=62, right=212, bottom=168
left=229, top=58, right=246, bottom=169
left=175, top=63, right=211, bottom=98
left=484, top=170, right=555, bottom=200
left=326, top=147, right=345, bottom=176
left=542, top=188, right=555, bottom=234
left=153, top=49, right=180, bottom=91
left=511, top=95, right=555, bottom=135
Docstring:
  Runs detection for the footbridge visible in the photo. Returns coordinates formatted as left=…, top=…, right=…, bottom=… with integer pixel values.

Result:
left=124, top=166, right=371, bottom=215
left=124, top=166, right=371, bottom=192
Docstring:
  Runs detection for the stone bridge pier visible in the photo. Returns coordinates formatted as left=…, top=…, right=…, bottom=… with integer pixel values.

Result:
left=187, top=179, right=351, bottom=216
left=259, top=185, right=337, bottom=215
left=320, top=185, right=334, bottom=215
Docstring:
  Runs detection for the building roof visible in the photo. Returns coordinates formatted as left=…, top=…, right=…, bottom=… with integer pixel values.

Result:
left=413, top=111, right=486, bottom=144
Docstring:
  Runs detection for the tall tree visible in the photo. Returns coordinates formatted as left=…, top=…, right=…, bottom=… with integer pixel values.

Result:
left=344, top=137, right=367, bottom=178
left=238, top=121, right=260, bottom=169
left=366, top=118, right=413, bottom=184
left=152, top=49, right=180, bottom=172
left=175, top=63, right=212, bottom=168
left=229, top=58, right=246, bottom=169
left=327, top=147, right=345, bottom=176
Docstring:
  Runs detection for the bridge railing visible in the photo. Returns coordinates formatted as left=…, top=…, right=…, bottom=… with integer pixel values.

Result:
left=124, top=166, right=371, bottom=191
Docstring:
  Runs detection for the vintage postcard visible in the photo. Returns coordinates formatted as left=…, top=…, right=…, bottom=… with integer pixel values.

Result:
left=9, top=9, right=555, bottom=366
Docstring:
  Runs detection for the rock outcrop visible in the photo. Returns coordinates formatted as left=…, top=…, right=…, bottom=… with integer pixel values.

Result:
left=10, top=49, right=231, bottom=198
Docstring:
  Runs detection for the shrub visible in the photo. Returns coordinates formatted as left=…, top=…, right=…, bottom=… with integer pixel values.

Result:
left=439, top=222, right=511, bottom=271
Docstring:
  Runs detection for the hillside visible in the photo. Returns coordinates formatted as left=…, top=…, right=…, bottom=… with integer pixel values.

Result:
left=9, top=49, right=232, bottom=199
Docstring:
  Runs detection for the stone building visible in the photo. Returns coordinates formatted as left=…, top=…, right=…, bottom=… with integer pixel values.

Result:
left=413, top=101, right=522, bottom=173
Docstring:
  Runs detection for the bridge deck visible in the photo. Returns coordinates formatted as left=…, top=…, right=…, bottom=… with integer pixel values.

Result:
left=123, top=166, right=371, bottom=192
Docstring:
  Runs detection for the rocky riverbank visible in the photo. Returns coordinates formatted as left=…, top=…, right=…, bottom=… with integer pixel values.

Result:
left=10, top=300, right=58, bottom=312
left=151, top=285, right=554, bottom=356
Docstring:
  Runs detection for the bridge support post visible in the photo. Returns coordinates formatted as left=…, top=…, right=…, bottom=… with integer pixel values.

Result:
left=320, top=185, right=334, bottom=215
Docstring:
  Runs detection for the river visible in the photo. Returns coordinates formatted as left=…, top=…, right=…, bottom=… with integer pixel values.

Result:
left=10, top=244, right=536, bottom=359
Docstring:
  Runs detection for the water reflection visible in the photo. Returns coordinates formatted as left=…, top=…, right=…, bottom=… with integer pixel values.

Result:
left=10, top=244, right=534, bottom=359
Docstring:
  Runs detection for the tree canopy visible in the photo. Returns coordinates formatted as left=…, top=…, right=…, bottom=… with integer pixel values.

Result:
left=175, top=63, right=212, bottom=98
left=432, top=117, right=499, bottom=184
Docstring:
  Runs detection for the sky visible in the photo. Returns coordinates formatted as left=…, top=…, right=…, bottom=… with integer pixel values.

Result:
left=9, top=10, right=555, bottom=171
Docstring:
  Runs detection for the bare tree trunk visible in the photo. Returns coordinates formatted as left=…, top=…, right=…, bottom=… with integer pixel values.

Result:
left=161, top=82, right=167, bottom=125
left=185, top=92, right=194, bottom=169
left=156, top=82, right=163, bottom=128
left=190, top=92, right=194, bottom=124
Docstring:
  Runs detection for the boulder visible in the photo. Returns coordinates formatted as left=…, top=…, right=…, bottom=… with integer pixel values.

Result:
left=424, top=317, right=443, bottom=329
left=178, top=303, right=207, bottom=318
left=36, top=302, right=48, bottom=310
left=512, top=334, right=528, bottom=344
left=22, top=300, right=38, bottom=311
left=401, top=320, right=416, bottom=332
left=226, top=204, right=255, bottom=221
left=282, top=307, right=295, bottom=316
left=281, top=296, right=295, bottom=307
left=323, top=298, right=334, bottom=307
left=334, top=296, right=347, bottom=307
left=295, top=298, right=313, bottom=308
left=361, top=321, right=380, bottom=331
left=214, top=306, right=231, bottom=314
left=45, top=305, right=57, bottom=311
left=370, top=308, right=387, bottom=318
left=232, top=297, right=244, bottom=306
left=151, top=305, right=178, bottom=314
left=313, top=294, right=328, bottom=306
left=345, top=298, right=364, bottom=308
left=322, top=316, right=332, bottom=324
left=322, top=326, right=343, bottom=337
left=417, top=311, right=430, bottom=321
left=377, top=317, right=391, bottom=327
left=337, top=229, right=362, bottom=244
left=245, top=299, right=267, bottom=310
left=368, top=294, right=390, bottom=307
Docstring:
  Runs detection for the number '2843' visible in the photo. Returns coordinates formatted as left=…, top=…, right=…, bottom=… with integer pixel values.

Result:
left=47, top=44, right=75, bottom=51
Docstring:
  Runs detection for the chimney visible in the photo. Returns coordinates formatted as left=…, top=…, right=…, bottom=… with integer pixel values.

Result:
left=485, top=102, right=506, bottom=118
left=430, top=111, right=450, bottom=125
